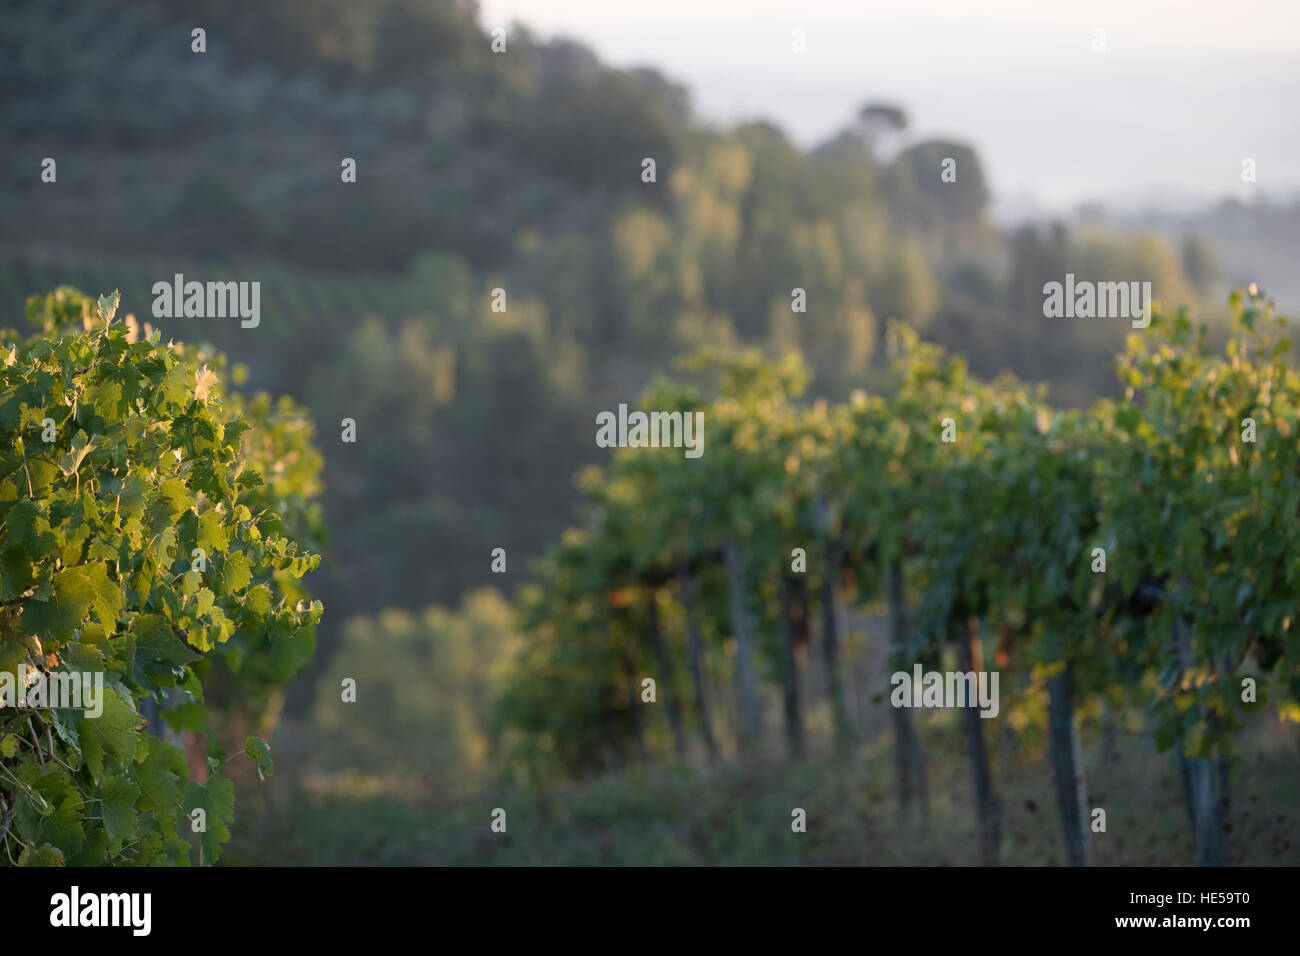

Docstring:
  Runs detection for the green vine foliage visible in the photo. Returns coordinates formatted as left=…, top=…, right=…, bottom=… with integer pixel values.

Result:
left=499, top=288, right=1300, bottom=782
left=1107, top=292, right=1300, bottom=754
left=0, top=288, right=322, bottom=865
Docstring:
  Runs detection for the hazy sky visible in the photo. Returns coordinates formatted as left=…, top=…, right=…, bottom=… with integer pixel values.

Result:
left=478, top=0, right=1300, bottom=218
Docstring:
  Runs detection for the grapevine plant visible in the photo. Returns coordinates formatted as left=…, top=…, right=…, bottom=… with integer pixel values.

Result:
left=501, top=288, right=1300, bottom=867
left=0, top=288, right=322, bottom=865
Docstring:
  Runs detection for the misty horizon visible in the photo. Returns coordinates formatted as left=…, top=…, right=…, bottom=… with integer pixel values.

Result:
left=480, top=0, right=1300, bottom=220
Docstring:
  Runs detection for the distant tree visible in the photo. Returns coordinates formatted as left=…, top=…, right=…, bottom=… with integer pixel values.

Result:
left=872, top=241, right=940, bottom=331
left=1180, top=235, right=1221, bottom=297
left=884, top=141, right=990, bottom=239
left=1007, top=223, right=1067, bottom=316
left=855, top=102, right=909, bottom=157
